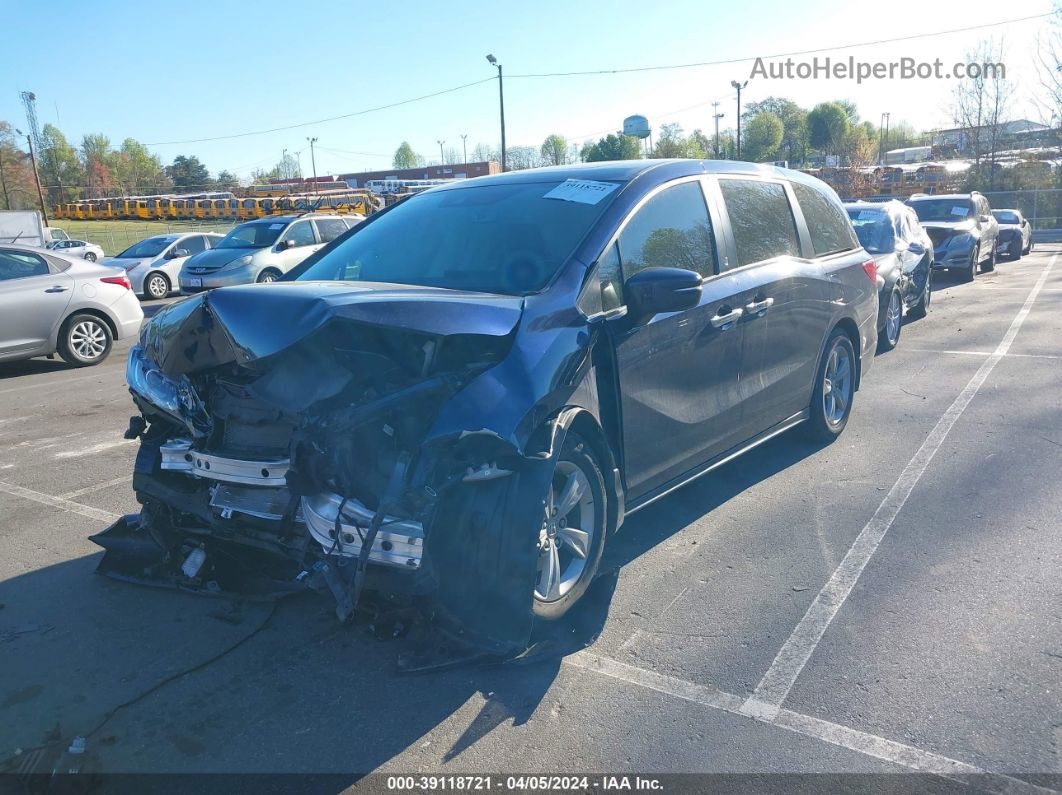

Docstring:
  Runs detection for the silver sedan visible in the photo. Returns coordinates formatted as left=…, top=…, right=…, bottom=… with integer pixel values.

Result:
left=0, top=243, right=144, bottom=366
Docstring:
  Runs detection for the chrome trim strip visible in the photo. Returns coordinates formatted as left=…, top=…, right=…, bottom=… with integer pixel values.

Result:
left=626, top=411, right=808, bottom=516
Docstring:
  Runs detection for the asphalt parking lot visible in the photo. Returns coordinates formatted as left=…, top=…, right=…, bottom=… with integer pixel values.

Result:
left=1, top=249, right=1060, bottom=789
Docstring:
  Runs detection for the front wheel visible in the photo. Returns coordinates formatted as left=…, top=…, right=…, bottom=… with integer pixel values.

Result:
left=959, top=249, right=977, bottom=283
left=84, top=252, right=97, bottom=262
left=144, top=271, right=170, bottom=299
left=802, top=328, right=856, bottom=444
left=1008, top=239, right=1022, bottom=261
left=909, top=272, right=931, bottom=320
left=532, top=432, right=607, bottom=621
left=878, top=289, right=902, bottom=352
left=980, top=246, right=996, bottom=273
left=256, top=268, right=281, bottom=284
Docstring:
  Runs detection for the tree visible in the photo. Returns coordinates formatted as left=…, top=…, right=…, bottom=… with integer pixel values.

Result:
left=275, top=153, right=300, bottom=180
left=744, top=96, right=808, bottom=165
left=742, top=112, right=784, bottom=162
left=689, top=129, right=712, bottom=159
left=113, top=138, right=169, bottom=195
left=581, top=133, right=643, bottom=162
left=80, top=133, right=113, bottom=198
left=38, top=124, right=84, bottom=204
left=214, top=171, right=239, bottom=191
left=953, top=39, right=1013, bottom=189
left=807, top=102, right=850, bottom=156
left=0, top=121, right=37, bottom=210
left=504, top=146, right=542, bottom=170
left=540, top=134, right=571, bottom=166
left=166, top=155, right=211, bottom=190
left=471, top=142, right=496, bottom=163
left=392, top=141, right=419, bottom=170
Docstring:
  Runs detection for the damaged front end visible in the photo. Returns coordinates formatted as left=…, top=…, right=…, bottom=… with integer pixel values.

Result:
left=92, top=283, right=569, bottom=660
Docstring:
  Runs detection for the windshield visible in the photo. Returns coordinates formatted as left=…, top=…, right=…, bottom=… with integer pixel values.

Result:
left=215, top=222, right=285, bottom=249
left=294, top=180, right=620, bottom=295
left=992, top=210, right=1020, bottom=224
left=847, top=210, right=895, bottom=254
left=910, top=199, right=975, bottom=222
left=115, top=237, right=174, bottom=258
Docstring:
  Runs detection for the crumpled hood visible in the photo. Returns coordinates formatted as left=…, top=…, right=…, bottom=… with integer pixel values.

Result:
left=142, top=281, right=525, bottom=376
left=184, top=247, right=254, bottom=269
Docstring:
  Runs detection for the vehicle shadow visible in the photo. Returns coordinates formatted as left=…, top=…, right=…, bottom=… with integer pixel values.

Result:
left=0, top=429, right=820, bottom=782
left=0, top=357, right=80, bottom=378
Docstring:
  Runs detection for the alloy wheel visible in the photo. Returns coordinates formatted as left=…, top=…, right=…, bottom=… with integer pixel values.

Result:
left=147, top=274, right=168, bottom=298
left=69, top=320, right=107, bottom=361
left=84, top=252, right=96, bottom=262
left=535, top=460, right=596, bottom=603
left=885, top=291, right=902, bottom=345
left=822, top=343, right=853, bottom=428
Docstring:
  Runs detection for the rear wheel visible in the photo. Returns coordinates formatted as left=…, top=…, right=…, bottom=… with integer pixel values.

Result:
left=532, top=432, right=607, bottom=621
left=802, top=328, right=856, bottom=444
left=145, top=271, right=170, bottom=299
left=878, top=290, right=902, bottom=352
left=58, top=314, right=112, bottom=367
left=256, top=268, right=281, bottom=284
left=84, top=252, right=97, bottom=262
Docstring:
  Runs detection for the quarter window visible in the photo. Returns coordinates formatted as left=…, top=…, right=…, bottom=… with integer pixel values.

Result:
left=285, top=221, right=316, bottom=247
left=791, top=182, right=859, bottom=257
left=719, top=179, right=801, bottom=267
left=617, top=181, right=716, bottom=279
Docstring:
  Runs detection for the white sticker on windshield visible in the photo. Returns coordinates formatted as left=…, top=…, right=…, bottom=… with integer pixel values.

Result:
left=543, top=179, right=619, bottom=205
left=268, top=223, right=284, bottom=229
left=950, top=206, right=969, bottom=217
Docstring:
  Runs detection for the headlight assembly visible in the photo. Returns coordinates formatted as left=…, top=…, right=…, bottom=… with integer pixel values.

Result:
left=126, top=346, right=212, bottom=438
left=218, top=254, right=254, bottom=272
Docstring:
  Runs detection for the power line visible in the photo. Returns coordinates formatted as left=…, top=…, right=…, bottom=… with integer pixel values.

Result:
left=144, top=77, right=495, bottom=146
left=508, top=13, right=1051, bottom=78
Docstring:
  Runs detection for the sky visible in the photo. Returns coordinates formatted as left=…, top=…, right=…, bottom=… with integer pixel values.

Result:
left=3, top=0, right=1056, bottom=184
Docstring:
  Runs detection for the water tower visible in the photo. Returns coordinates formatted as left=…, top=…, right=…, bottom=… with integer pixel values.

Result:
left=622, top=115, right=652, bottom=155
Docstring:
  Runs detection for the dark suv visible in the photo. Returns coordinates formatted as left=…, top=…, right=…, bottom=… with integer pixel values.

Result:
left=907, top=191, right=998, bottom=282
left=97, top=160, right=878, bottom=657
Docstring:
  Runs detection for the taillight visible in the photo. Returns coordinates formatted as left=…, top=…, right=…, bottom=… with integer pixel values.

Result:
left=101, top=274, right=131, bottom=290
left=861, top=259, right=877, bottom=283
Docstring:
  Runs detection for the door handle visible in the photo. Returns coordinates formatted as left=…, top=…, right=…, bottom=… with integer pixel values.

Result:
left=710, top=307, right=744, bottom=329
left=45, top=286, right=68, bottom=293
left=745, top=296, right=774, bottom=315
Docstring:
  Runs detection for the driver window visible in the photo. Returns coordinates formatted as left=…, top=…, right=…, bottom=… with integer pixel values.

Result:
left=617, top=181, right=715, bottom=279
left=284, top=221, right=316, bottom=248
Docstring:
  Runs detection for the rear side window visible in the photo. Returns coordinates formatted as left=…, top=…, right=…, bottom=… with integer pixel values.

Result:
left=179, top=236, right=208, bottom=256
left=718, top=179, right=800, bottom=267
left=617, top=181, right=716, bottom=279
left=315, top=218, right=349, bottom=243
left=792, top=182, right=859, bottom=257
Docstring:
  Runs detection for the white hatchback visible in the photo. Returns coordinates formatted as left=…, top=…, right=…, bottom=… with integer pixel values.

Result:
left=101, top=232, right=224, bottom=299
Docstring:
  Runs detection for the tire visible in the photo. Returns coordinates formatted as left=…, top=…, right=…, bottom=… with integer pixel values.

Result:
left=1008, top=239, right=1021, bottom=261
left=802, top=328, right=856, bottom=444
left=909, top=271, right=931, bottom=320
left=877, top=289, right=902, bottom=352
left=84, top=252, right=97, bottom=262
left=1024, top=239, right=1033, bottom=255
left=58, top=313, right=113, bottom=367
left=144, top=271, right=170, bottom=299
left=959, top=248, right=977, bottom=283
left=532, top=431, right=607, bottom=621
left=980, top=245, right=995, bottom=273
left=256, top=268, right=281, bottom=284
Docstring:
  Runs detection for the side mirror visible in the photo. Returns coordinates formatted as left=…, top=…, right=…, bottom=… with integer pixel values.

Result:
left=624, top=267, right=703, bottom=325
left=1022, top=218, right=1029, bottom=227
left=277, top=239, right=293, bottom=250
left=171, top=248, right=190, bottom=259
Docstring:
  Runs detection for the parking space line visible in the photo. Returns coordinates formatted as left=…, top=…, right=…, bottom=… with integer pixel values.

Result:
left=566, top=652, right=1050, bottom=793
left=0, top=480, right=120, bottom=524
left=906, top=348, right=1062, bottom=360
left=54, top=438, right=135, bottom=459
left=60, top=475, right=131, bottom=500
left=743, top=254, right=1057, bottom=721
left=0, top=370, right=124, bottom=396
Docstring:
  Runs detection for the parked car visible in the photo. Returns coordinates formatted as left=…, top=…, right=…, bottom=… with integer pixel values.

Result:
left=94, top=161, right=878, bottom=657
left=992, top=208, right=1033, bottom=260
left=47, top=239, right=105, bottom=262
left=845, top=200, right=933, bottom=352
left=907, top=191, right=998, bottom=282
left=178, top=213, right=359, bottom=293
left=100, top=233, right=224, bottom=300
left=0, top=243, right=143, bottom=366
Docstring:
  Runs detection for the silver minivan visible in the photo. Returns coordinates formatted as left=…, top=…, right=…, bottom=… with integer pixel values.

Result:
left=101, top=232, right=224, bottom=299
left=178, top=214, right=358, bottom=293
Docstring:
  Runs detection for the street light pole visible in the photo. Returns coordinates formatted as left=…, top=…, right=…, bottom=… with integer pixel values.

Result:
left=460, top=134, right=468, bottom=164
left=306, top=137, right=319, bottom=193
left=437, top=139, right=446, bottom=165
left=731, top=80, right=748, bottom=160
left=882, top=112, right=890, bottom=165
left=486, top=54, right=506, bottom=172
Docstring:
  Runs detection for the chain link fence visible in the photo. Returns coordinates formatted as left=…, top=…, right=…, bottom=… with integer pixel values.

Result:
left=981, top=189, right=1062, bottom=238
left=62, top=221, right=240, bottom=256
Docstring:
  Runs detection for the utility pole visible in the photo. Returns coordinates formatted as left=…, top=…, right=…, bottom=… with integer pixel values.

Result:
left=306, top=137, right=318, bottom=193
left=882, top=112, right=891, bottom=165
left=17, top=128, right=48, bottom=224
left=0, top=149, right=9, bottom=209
left=437, top=139, right=446, bottom=165
left=731, top=80, right=748, bottom=160
left=712, top=101, right=725, bottom=158
left=282, top=148, right=289, bottom=179
left=460, top=134, right=468, bottom=164
left=486, top=54, right=506, bottom=172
